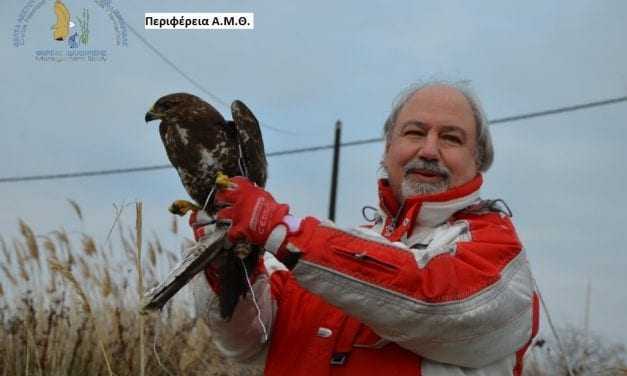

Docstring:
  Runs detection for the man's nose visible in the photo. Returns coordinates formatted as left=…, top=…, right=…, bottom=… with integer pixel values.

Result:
left=417, top=132, right=439, bottom=161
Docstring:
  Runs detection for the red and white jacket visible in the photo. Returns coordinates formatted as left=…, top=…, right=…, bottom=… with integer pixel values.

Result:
left=192, top=175, right=539, bottom=375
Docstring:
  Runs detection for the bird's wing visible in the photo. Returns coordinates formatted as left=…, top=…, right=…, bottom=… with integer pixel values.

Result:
left=151, top=94, right=232, bottom=206
left=231, top=100, right=267, bottom=187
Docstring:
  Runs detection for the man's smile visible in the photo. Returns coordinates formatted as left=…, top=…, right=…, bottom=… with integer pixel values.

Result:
left=406, top=168, right=447, bottom=182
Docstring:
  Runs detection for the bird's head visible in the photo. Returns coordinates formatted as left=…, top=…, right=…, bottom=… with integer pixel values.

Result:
left=145, top=93, right=205, bottom=123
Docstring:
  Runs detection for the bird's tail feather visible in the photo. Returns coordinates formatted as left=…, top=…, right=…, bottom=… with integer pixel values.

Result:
left=218, top=244, right=263, bottom=320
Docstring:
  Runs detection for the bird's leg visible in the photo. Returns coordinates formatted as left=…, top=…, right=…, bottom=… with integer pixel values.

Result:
left=215, top=171, right=232, bottom=189
left=169, top=200, right=200, bottom=216
left=233, top=242, right=251, bottom=259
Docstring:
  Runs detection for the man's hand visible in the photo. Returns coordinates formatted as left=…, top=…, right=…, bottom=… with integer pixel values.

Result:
left=187, top=209, right=226, bottom=292
left=189, top=209, right=216, bottom=241
left=215, top=176, right=292, bottom=248
left=189, top=176, right=302, bottom=266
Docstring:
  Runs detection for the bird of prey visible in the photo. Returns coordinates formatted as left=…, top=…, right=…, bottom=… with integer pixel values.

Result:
left=145, top=93, right=267, bottom=319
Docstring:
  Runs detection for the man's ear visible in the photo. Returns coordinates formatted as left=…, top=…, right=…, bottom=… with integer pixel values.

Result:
left=378, top=158, right=389, bottom=177
left=473, top=147, right=481, bottom=173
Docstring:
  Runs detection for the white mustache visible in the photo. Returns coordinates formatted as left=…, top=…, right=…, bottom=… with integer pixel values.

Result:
left=403, top=159, right=450, bottom=179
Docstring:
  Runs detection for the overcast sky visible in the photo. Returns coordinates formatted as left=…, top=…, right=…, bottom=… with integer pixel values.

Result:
left=2, top=0, right=626, bottom=343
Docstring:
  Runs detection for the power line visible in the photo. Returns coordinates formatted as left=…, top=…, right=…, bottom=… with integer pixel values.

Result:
left=489, top=95, right=627, bottom=124
left=124, top=21, right=226, bottom=108
left=0, top=165, right=171, bottom=183
left=0, top=142, right=376, bottom=183
left=1, top=94, right=626, bottom=184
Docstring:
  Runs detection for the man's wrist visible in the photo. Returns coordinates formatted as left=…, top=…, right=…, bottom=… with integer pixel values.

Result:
left=264, top=215, right=302, bottom=255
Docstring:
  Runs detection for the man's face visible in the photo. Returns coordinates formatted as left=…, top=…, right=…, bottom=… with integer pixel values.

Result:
left=383, top=85, right=479, bottom=201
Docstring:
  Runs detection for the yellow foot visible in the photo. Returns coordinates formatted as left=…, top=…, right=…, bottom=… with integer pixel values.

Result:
left=169, top=200, right=200, bottom=216
left=216, top=171, right=231, bottom=189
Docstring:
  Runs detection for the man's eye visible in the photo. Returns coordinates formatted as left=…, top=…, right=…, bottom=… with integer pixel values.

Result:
left=404, top=130, right=425, bottom=137
left=442, top=135, right=462, bottom=144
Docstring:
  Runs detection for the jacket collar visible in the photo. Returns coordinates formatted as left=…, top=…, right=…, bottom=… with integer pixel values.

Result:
left=377, top=175, right=483, bottom=240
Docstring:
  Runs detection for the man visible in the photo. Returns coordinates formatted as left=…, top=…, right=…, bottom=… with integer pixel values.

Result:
left=190, top=82, right=539, bottom=375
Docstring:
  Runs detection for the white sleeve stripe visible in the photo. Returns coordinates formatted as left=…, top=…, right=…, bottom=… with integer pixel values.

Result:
left=297, top=249, right=531, bottom=310
left=192, top=255, right=282, bottom=363
left=264, top=226, right=287, bottom=256
left=292, top=251, right=534, bottom=368
left=263, top=252, right=287, bottom=276
left=204, top=273, right=275, bottom=361
left=421, top=353, right=517, bottom=375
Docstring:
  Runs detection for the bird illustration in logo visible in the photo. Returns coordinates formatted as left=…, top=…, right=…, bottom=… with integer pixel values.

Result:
left=68, top=32, right=78, bottom=48
left=52, top=0, right=75, bottom=41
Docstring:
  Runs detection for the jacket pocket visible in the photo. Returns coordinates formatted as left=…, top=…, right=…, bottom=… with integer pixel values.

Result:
left=331, top=246, right=400, bottom=273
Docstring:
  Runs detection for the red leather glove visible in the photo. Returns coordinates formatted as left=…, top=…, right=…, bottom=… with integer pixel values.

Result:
left=215, top=176, right=292, bottom=248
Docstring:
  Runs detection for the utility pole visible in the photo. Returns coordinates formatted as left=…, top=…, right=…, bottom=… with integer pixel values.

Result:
left=328, top=120, right=342, bottom=221
left=582, top=279, right=591, bottom=365
left=584, top=280, right=591, bottom=337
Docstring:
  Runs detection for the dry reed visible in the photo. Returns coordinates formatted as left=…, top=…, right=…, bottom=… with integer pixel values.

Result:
left=0, top=201, right=262, bottom=375
left=136, top=202, right=146, bottom=376
left=67, top=199, right=83, bottom=221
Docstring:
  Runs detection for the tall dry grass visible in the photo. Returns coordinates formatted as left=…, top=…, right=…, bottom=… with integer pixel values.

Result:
left=0, top=202, right=262, bottom=375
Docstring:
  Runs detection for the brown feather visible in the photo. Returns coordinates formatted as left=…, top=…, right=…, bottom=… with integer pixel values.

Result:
left=146, top=93, right=268, bottom=319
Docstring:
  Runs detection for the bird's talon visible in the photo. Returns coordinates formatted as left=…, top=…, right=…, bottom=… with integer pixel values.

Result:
left=169, top=200, right=200, bottom=216
left=216, top=172, right=232, bottom=189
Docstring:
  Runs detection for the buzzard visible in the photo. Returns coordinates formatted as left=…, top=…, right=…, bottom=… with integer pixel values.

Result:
left=145, top=93, right=267, bottom=319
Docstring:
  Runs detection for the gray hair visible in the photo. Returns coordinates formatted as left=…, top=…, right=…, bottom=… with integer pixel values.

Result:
left=383, top=81, right=494, bottom=172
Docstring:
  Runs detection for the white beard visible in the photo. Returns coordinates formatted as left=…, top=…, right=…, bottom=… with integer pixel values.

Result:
left=381, top=158, right=451, bottom=201
left=400, top=175, right=449, bottom=198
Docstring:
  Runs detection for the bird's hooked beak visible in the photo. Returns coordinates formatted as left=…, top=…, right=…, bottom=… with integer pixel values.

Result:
left=145, top=106, right=164, bottom=122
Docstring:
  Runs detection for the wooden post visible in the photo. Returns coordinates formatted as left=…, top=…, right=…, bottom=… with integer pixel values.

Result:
left=328, top=120, right=342, bottom=221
